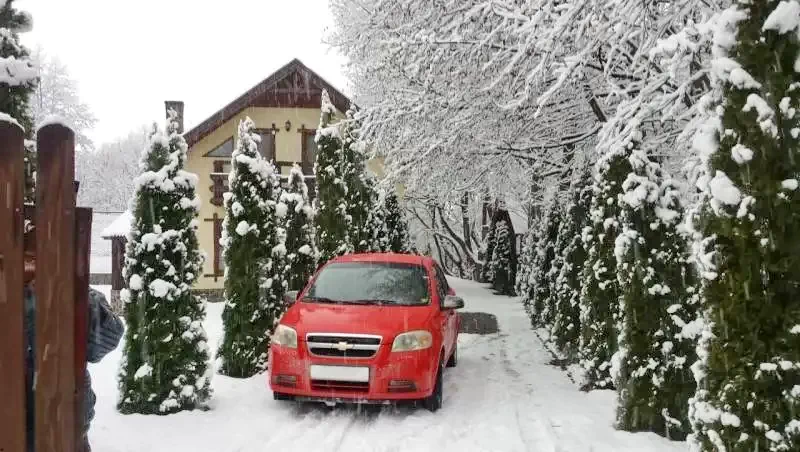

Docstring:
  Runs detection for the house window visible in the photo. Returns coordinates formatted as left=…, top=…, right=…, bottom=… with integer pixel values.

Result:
left=204, top=214, right=225, bottom=280
left=210, top=160, right=230, bottom=206
left=256, top=129, right=276, bottom=162
left=300, top=127, right=317, bottom=199
left=205, top=137, right=234, bottom=157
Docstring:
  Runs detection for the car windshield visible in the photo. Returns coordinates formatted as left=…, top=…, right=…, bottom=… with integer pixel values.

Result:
left=303, top=261, right=430, bottom=306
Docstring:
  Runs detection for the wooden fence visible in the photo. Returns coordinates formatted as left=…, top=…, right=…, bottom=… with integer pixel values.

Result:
left=0, top=121, right=92, bottom=452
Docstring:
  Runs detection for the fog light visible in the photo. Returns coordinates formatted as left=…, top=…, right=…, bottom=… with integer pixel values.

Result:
left=388, top=379, right=416, bottom=393
left=273, top=374, right=297, bottom=387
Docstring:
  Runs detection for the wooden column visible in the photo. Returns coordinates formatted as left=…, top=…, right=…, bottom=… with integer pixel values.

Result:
left=35, top=124, right=77, bottom=452
left=0, top=121, right=26, bottom=452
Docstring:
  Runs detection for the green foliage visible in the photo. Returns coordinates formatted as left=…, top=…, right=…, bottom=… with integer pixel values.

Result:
left=0, top=1, right=36, bottom=200
left=550, top=172, right=592, bottom=359
left=118, top=114, right=211, bottom=414
left=282, top=164, right=317, bottom=291
left=613, top=144, right=697, bottom=440
left=490, top=220, right=516, bottom=295
left=530, top=204, right=561, bottom=327
left=382, top=190, right=411, bottom=253
left=216, top=117, right=284, bottom=378
left=689, top=2, right=800, bottom=450
left=515, top=226, right=537, bottom=299
left=579, top=146, right=632, bottom=390
left=315, top=91, right=352, bottom=264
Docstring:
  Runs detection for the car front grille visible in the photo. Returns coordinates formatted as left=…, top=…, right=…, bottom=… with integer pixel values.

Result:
left=306, top=333, right=382, bottom=359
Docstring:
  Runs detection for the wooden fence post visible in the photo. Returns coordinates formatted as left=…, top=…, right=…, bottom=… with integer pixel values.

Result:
left=73, top=207, right=92, bottom=452
left=0, top=121, right=26, bottom=452
left=35, top=124, right=77, bottom=452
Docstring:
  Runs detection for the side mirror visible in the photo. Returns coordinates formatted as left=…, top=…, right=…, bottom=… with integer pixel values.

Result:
left=283, top=290, right=299, bottom=305
left=442, top=295, right=464, bottom=310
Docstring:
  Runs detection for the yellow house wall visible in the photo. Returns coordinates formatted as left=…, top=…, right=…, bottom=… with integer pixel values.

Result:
left=187, top=106, right=387, bottom=291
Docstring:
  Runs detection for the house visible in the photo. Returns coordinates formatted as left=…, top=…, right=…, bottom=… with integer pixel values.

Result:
left=104, top=58, right=379, bottom=304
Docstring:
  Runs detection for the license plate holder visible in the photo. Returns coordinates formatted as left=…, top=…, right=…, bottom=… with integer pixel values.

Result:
left=309, top=365, right=370, bottom=382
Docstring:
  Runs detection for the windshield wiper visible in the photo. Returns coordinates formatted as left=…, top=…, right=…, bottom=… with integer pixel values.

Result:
left=303, top=296, right=343, bottom=304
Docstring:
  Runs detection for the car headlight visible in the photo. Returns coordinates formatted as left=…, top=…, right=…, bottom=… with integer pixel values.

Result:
left=392, top=330, right=433, bottom=352
left=272, top=324, right=297, bottom=349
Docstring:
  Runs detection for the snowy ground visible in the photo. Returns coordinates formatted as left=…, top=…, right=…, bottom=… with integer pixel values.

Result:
left=88, top=279, right=685, bottom=452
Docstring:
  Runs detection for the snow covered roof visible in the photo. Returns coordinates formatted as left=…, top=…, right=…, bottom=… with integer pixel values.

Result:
left=183, top=58, right=352, bottom=148
left=509, top=209, right=528, bottom=236
left=100, top=210, right=133, bottom=239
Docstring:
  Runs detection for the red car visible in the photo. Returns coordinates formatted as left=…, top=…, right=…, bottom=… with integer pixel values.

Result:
left=268, top=253, right=464, bottom=411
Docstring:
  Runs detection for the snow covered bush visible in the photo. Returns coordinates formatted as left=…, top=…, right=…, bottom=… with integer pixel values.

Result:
left=281, top=164, right=317, bottom=291
left=612, top=136, right=698, bottom=440
left=688, top=2, right=800, bottom=450
left=578, top=140, right=632, bottom=391
left=118, top=112, right=211, bottom=414
left=216, top=117, right=285, bottom=378
left=550, top=171, right=593, bottom=359
left=315, top=90, right=352, bottom=264
left=489, top=220, right=515, bottom=295
left=481, top=213, right=499, bottom=283
left=1, top=0, right=37, bottom=200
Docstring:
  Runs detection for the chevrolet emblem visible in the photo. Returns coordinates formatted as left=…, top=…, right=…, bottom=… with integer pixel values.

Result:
left=335, top=341, right=354, bottom=351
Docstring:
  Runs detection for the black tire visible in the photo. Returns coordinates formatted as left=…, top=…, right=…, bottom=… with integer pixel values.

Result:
left=446, top=343, right=458, bottom=368
left=423, top=360, right=444, bottom=412
left=273, top=392, right=294, bottom=401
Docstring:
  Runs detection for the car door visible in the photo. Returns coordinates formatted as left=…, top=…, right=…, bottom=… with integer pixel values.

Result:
left=434, top=263, right=457, bottom=358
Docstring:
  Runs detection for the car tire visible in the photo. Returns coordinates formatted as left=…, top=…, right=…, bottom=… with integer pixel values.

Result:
left=273, top=391, right=293, bottom=401
left=422, top=360, right=444, bottom=412
left=446, top=343, right=458, bottom=368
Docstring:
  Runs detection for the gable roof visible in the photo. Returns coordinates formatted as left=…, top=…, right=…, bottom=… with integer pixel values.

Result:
left=183, top=58, right=351, bottom=148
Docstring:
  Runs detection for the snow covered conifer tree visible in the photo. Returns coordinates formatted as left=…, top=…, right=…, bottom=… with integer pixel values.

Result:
left=530, top=203, right=561, bottom=327
left=489, top=220, right=515, bottom=295
left=0, top=1, right=37, bottom=200
left=281, top=164, right=317, bottom=291
left=118, top=112, right=211, bottom=414
left=382, top=190, right=411, bottom=253
left=551, top=171, right=593, bottom=358
left=315, top=90, right=352, bottom=264
left=216, top=117, right=284, bottom=378
left=613, top=142, right=697, bottom=440
left=340, top=105, right=376, bottom=253
left=578, top=138, right=632, bottom=390
left=515, top=227, right=537, bottom=299
left=688, top=2, right=800, bottom=450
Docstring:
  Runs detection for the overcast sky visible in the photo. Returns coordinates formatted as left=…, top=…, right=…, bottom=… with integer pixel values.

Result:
left=18, top=0, right=349, bottom=146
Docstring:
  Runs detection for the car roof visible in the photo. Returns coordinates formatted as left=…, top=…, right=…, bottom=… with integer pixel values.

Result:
left=330, top=252, right=431, bottom=267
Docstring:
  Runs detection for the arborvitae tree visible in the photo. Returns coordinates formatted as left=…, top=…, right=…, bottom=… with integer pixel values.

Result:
left=281, top=164, right=317, bottom=291
left=489, top=220, right=515, bottom=295
left=315, top=90, right=352, bottom=264
left=382, top=190, right=411, bottom=252
left=481, top=212, right=498, bottom=282
left=530, top=203, right=561, bottom=327
left=216, top=117, right=284, bottom=378
left=0, top=1, right=36, bottom=200
left=689, top=2, right=800, bottom=450
left=613, top=144, right=697, bottom=440
left=545, top=202, right=567, bottom=328
left=340, top=105, right=376, bottom=253
left=551, top=172, right=593, bottom=358
left=118, top=112, right=211, bottom=414
left=515, top=226, right=537, bottom=298
left=578, top=139, right=632, bottom=390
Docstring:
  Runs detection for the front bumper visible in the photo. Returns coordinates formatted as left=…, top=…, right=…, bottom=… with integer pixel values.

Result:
left=268, top=341, right=438, bottom=402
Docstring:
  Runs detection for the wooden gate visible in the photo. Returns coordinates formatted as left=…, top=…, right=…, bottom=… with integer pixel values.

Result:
left=0, top=121, right=92, bottom=452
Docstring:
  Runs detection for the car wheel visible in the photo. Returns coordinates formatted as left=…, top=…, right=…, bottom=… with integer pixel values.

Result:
left=422, top=361, right=444, bottom=412
left=273, top=392, right=294, bottom=401
left=446, top=343, right=458, bottom=368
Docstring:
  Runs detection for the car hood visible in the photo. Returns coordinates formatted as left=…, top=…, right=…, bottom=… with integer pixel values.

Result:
left=281, top=301, right=435, bottom=339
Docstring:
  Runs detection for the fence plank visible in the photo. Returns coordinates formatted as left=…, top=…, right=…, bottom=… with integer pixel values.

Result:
left=74, top=208, right=92, bottom=452
left=35, top=124, right=77, bottom=452
left=0, top=122, right=26, bottom=452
